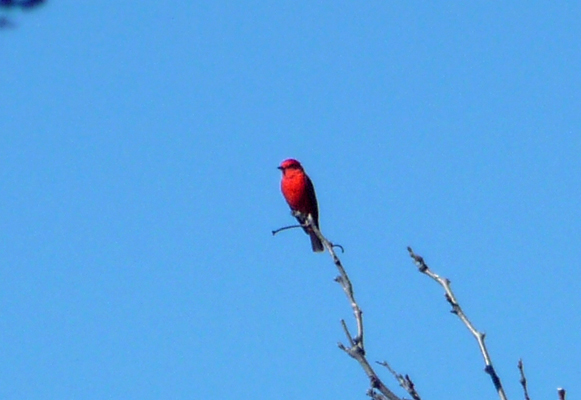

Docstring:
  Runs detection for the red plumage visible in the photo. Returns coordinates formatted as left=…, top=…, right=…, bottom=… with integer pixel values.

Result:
left=278, top=159, right=324, bottom=252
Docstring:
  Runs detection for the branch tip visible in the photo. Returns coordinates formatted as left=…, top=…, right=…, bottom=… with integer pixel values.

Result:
left=408, top=249, right=507, bottom=400
left=517, top=358, right=530, bottom=400
left=271, top=224, right=302, bottom=236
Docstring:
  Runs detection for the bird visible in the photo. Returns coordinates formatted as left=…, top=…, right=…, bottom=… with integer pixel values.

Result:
left=278, top=158, right=324, bottom=252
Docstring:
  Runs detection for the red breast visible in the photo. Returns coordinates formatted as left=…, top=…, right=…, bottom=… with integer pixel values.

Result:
left=281, top=169, right=310, bottom=212
left=278, top=159, right=310, bottom=212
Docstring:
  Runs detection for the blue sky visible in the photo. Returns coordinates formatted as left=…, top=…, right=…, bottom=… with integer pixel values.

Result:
left=1, top=2, right=580, bottom=399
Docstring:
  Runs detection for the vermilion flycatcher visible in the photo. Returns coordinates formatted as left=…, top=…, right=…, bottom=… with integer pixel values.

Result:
left=278, top=158, right=324, bottom=252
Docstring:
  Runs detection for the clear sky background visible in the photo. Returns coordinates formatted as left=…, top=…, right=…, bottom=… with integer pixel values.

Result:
left=1, top=2, right=580, bottom=399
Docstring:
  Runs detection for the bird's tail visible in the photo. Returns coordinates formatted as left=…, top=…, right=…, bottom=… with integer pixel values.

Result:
left=309, top=231, right=324, bottom=252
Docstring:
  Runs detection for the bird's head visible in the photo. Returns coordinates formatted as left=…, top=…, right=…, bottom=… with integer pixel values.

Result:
left=278, top=158, right=304, bottom=173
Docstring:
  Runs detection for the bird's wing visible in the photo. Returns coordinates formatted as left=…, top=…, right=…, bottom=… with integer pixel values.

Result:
left=305, top=175, right=319, bottom=227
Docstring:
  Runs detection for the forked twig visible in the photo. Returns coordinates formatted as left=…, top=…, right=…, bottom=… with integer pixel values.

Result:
left=407, top=246, right=508, bottom=400
left=271, top=222, right=344, bottom=253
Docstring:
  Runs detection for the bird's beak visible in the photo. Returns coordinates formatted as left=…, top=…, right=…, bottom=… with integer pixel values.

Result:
left=277, top=166, right=283, bottom=170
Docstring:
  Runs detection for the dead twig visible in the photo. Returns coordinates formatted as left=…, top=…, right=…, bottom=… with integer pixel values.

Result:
left=271, top=224, right=302, bottom=236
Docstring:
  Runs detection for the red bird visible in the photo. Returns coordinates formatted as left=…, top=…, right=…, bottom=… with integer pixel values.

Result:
left=278, top=158, right=324, bottom=252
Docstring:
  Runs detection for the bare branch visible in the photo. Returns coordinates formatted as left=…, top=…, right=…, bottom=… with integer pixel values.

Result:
left=407, top=246, right=508, bottom=400
left=557, top=388, right=566, bottom=400
left=377, top=361, right=422, bottom=400
left=518, top=359, right=531, bottom=400
left=297, top=212, right=401, bottom=400
left=297, top=212, right=365, bottom=346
